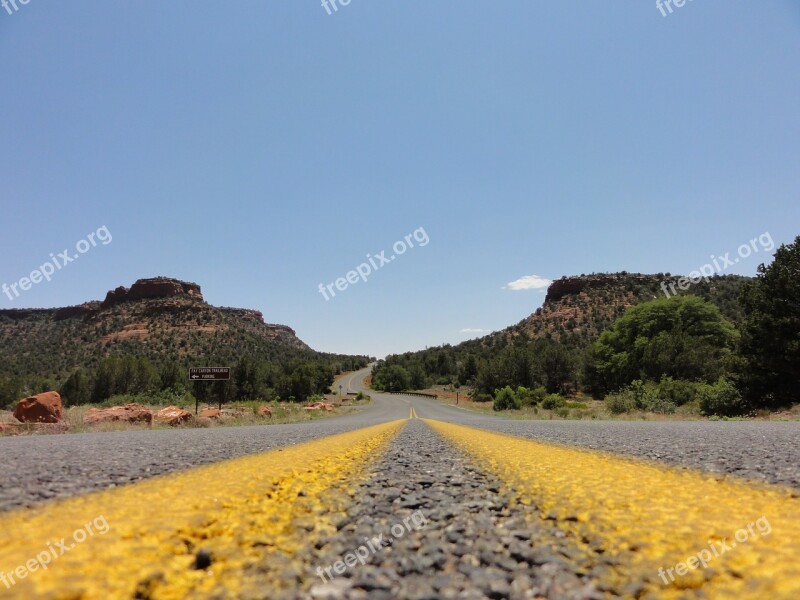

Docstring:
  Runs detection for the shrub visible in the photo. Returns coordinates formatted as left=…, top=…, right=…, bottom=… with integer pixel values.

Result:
left=604, top=381, right=677, bottom=414
left=515, top=386, right=547, bottom=407
left=493, top=386, right=519, bottom=411
left=645, top=396, right=677, bottom=414
left=555, top=407, right=571, bottom=418
left=531, top=386, right=548, bottom=405
left=605, top=391, right=636, bottom=414
left=657, top=377, right=702, bottom=406
left=541, top=394, right=566, bottom=410
left=698, top=378, right=749, bottom=417
left=628, top=380, right=655, bottom=408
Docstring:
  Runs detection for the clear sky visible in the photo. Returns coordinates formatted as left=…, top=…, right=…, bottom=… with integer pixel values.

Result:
left=1, top=1, right=798, bottom=358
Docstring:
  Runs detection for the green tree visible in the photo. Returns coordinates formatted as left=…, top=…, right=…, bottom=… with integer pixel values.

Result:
left=592, top=296, right=738, bottom=392
left=739, top=236, right=800, bottom=409
left=531, top=340, right=577, bottom=394
left=92, top=357, right=121, bottom=403
left=376, top=365, right=411, bottom=392
left=159, top=361, right=186, bottom=392
left=60, top=369, right=92, bottom=406
left=0, top=375, right=22, bottom=409
left=459, top=354, right=479, bottom=385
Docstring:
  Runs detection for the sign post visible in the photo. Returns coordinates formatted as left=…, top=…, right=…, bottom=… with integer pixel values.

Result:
left=189, top=367, right=231, bottom=414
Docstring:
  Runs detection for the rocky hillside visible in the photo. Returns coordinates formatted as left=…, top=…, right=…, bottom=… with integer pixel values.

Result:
left=457, top=272, right=750, bottom=347
left=487, top=272, right=750, bottom=348
left=0, top=277, right=338, bottom=381
left=371, top=271, right=752, bottom=395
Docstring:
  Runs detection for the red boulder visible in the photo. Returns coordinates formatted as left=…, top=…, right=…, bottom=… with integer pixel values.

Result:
left=84, top=403, right=154, bottom=426
left=157, top=406, right=193, bottom=426
left=13, top=392, right=63, bottom=423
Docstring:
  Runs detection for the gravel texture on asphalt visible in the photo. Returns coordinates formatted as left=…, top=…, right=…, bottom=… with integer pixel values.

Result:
left=411, top=396, right=800, bottom=488
left=278, top=419, right=608, bottom=600
left=0, top=405, right=404, bottom=512
left=458, top=419, right=800, bottom=488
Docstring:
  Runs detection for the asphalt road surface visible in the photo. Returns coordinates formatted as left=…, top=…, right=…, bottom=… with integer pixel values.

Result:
left=4, top=368, right=795, bottom=512
left=0, top=367, right=797, bottom=599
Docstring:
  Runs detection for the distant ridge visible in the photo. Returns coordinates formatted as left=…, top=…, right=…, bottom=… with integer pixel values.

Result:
left=477, top=272, right=751, bottom=348
left=0, top=276, right=328, bottom=380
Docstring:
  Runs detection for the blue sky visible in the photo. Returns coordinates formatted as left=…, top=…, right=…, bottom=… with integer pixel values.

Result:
left=1, top=1, right=798, bottom=358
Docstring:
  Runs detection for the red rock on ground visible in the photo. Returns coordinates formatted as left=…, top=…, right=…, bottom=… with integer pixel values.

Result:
left=199, top=408, right=221, bottom=419
left=13, top=392, right=63, bottom=423
left=157, top=406, right=193, bottom=426
left=84, top=403, right=154, bottom=425
left=258, top=405, right=273, bottom=417
left=0, top=422, right=20, bottom=433
left=303, top=402, right=334, bottom=412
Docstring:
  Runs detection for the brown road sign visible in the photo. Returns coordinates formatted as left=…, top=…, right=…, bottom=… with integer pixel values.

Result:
left=189, top=367, right=231, bottom=381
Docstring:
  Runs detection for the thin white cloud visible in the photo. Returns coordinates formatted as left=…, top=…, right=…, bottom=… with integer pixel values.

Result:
left=459, top=328, right=486, bottom=333
left=504, top=275, right=552, bottom=291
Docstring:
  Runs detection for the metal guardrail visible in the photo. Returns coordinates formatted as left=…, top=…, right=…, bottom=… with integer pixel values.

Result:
left=387, top=391, right=438, bottom=399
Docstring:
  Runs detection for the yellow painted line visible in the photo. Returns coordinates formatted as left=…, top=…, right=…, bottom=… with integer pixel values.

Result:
left=426, top=420, right=800, bottom=599
left=0, top=420, right=406, bottom=599
left=409, top=406, right=417, bottom=419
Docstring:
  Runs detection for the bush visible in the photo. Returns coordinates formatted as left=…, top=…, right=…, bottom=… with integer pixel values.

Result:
left=646, top=396, right=677, bottom=414
left=493, top=386, right=519, bottom=411
left=698, top=378, right=749, bottom=417
left=605, top=391, right=637, bottom=414
left=555, top=407, right=571, bottom=418
left=541, top=394, right=566, bottom=410
left=657, top=377, right=702, bottom=406
left=604, top=381, right=677, bottom=414
left=515, top=386, right=547, bottom=407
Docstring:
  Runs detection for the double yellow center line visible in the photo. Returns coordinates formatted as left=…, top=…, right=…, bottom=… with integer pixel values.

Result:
left=427, top=420, right=800, bottom=599
left=2, top=416, right=797, bottom=599
left=0, top=421, right=405, bottom=599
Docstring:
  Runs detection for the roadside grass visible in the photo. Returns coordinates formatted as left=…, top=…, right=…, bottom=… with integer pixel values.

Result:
left=0, top=395, right=372, bottom=436
left=414, top=386, right=798, bottom=421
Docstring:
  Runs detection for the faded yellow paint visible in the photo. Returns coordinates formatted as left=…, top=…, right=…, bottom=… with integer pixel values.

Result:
left=0, top=420, right=405, bottom=599
left=427, top=419, right=800, bottom=599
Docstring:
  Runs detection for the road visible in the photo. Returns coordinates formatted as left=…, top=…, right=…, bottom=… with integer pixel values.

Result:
left=0, top=367, right=798, bottom=599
